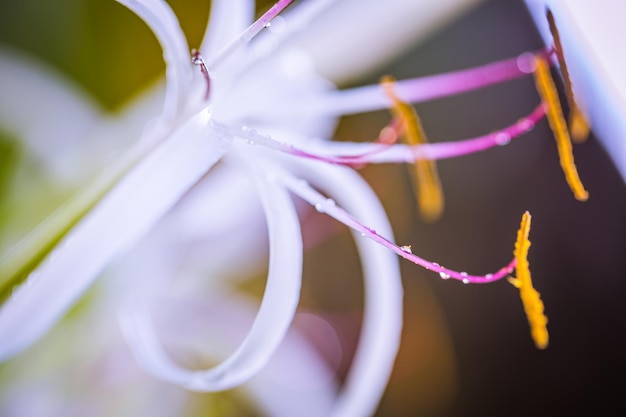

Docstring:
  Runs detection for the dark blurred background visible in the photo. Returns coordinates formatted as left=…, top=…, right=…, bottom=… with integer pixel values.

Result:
left=1, top=0, right=625, bottom=416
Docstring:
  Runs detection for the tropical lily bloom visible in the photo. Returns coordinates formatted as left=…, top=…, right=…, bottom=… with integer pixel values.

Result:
left=0, top=0, right=595, bottom=415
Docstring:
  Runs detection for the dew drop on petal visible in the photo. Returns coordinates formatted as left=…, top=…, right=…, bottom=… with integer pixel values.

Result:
left=439, top=272, right=450, bottom=280
left=268, top=16, right=286, bottom=34
left=462, top=278, right=470, bottom=284
left=400, top=245, right=412, bottom=254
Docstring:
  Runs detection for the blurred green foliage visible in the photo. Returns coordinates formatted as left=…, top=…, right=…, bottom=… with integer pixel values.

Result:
left=0, top=0, right=279, bottom=108
left=0, top=0, right=207, bottom=108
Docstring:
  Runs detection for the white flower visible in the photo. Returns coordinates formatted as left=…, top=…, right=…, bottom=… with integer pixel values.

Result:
left=0, top=1, right=409, bottom=415
left=0, top=0, right=583, bottom=416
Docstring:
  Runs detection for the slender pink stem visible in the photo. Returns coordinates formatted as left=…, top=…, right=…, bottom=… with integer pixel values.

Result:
left=321, top=49, right=552, bottom=115
left=396, top=50, right=549, bottom=103
left=277, top=170, right=516, bottom=284
left=238, top=103, right=547, bottom=166
left=242, top=0, right=295, bottom=41
left=191, top=49, right=211, bottom=99
left=208, top=0, right=295, bottom=70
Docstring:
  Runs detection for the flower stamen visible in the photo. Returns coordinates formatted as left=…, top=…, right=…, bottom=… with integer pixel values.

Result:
left=276, top=167, right=515, bottom=285
left=533, top=55, right=589, bottom=201
left=507, top=211, right=549, bottom=350
left=547, top=10, right=590, bottom=143
left=381, top=75, right=444, bottom=222
left=191, top=48, right=210, bottom=100
left=207, top=0, right=295, bottom=70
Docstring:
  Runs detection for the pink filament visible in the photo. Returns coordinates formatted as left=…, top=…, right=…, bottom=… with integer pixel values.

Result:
left=277, top=170, right=516, bottom=285
left=246, top=103, right=547, bottom=167
left=208, top=0, right=295, bottom=70
left=321, top=49, right=552, bottom=115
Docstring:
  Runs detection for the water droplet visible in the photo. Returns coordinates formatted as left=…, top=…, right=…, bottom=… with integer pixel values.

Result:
left=432, top=262, right=440, bottom=267
left=439, top=272, right=450, bottom=280
left=360, top=232, right=366, bottom=237
left=325, top=198, right=336, bottom=208
left=462, top=278, right=470, bottom=284
left=268, top=16, right=286, bottom=34
left=485, top=274, right=494, bottom=280
left=460, top=272, right=468, bottom=277
left=517, top=52, right=537, bottom=73
left=518, top=118, right=534, bottom=132
left=315, top=202, right=324, bottom=212
left=263, top=22, right=272, bottom=29
left=400, top=245, right=412, bottom=254
left=495, top=132, right=511, bottom=146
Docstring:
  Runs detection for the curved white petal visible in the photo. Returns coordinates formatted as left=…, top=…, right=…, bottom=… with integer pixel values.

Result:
left=284, top=0, right=484, bottom=84
left=119, top=157, right=303, bottom=391
left=0, top=111, right=230, bottom=361
left=116, top=0, right=194, bottom=120
left=200, top=0, right=255, bottom=61
left=0, top=283, right=189, bottom=417
left=150, top=160, right=269, bottom=281
left=282, top=161, right=404, bottom=417
left=0, top=46, right=103, bottom=182
left=246, top=313, right=338, bottom=417
left=525, top=0, right=626, bottom=181
left=238, top=0, right=335, bottom=65
left=151, top=293, right=338, bottom=417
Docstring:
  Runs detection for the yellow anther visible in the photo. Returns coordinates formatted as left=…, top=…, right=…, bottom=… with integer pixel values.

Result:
left=533, top=56, right=589, bottom=202
left=547, top=10, right=590, bottom=143
left=381, top=75, right=444, bottom=222
left=569, top=109, right=590, bottom=143
left=508, top=211, right=549, bottom=350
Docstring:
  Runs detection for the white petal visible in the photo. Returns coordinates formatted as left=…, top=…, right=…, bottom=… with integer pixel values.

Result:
left=0, top=283, right=188, bottom=417
left=200, top=0, right=255, bottom=61
left=280, top=161, right=404, bottom=417
left=525, top=0, right=626, bottom=181
left=0, top=111, right=231, bottom=361
left=119, top=158, right=304, bottom=391
left=116, top=0, right=194, bottom=120
left=0, top=47, right=103, bottom=182
left=151, top=293, right=338, bottom=417
left=284, top=0, right=484, bottom=84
